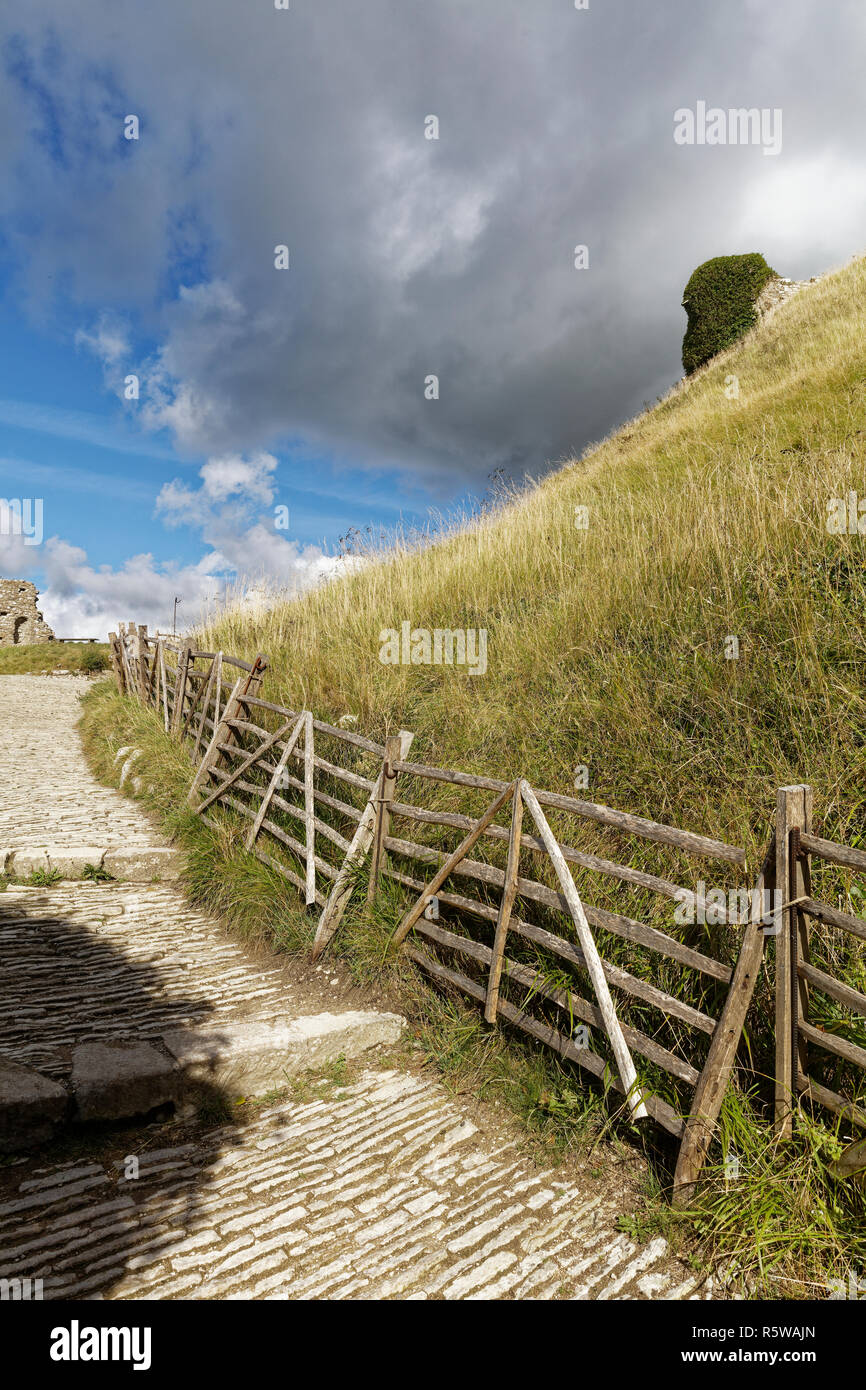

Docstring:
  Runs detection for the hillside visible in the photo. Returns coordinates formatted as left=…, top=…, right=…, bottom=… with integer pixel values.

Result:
left=200, top=255, right=866, bottom=861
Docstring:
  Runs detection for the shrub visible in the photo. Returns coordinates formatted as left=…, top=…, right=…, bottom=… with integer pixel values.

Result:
left=681, top=253, right=776, bottom=374
left=80, top=648, right=107, bottom=673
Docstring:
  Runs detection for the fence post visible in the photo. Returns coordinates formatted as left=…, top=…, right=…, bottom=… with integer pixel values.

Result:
left=108, top=632, right=124, bottom=695
left=673, top=835, right=774, bottom=1203
left=775, top=785, right=811, bottom=1137
left=170, top=643, right=192, bottom=734
left=366, top=731, right=408, bottom=908
left=136, top=625, right=149, bottom=701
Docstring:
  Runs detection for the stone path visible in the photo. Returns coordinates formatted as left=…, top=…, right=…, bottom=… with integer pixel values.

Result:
left=0, top=1071, right=710, bottom=1302
left=0, top=676, right=154, bottom=849
left=0, top=883, right=293, bottom=1081
left=0, top=675, right=710, bottom=1300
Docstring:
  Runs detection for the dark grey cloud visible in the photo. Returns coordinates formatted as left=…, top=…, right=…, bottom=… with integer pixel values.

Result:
left=2, top=0, right=865, bottom=491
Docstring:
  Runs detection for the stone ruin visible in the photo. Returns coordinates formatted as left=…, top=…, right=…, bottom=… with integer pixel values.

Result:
left=0, top=579, right=55, bottom=646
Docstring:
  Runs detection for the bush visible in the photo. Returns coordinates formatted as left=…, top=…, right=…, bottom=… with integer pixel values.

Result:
left=80, top=648, right=107, bottom=673
left=681, top=253, right=776, bottom=374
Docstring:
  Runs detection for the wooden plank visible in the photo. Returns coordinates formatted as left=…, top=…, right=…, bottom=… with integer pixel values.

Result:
left=799, top=1020, right=866, bottom=1073
left=136, top=625, right=149, bottom=700
left=208, top=764, right=352, bottom=853
left=243, top=712, right=306, bottom=850
left=800, top=896, right=866, bottom=944
left=519, top=779, right=647, bottom=1120
left=484, top=783, right=522, bottom=1023
left=303, top=712, right=317, bottom=906
left=195, top=718, right=297, bottom=815
left=391, top=784, right=516, bottom=947
left=244, top=697, right=387, bottom=757
left=188, top=675, right=245, bottom=801
left=212, top=651, right=223, bottom=728
left=383, top=859, right=717, bottom=1033
left=794, top=788, right=813, bottom=1083
left=672, top=837, right=774, bottom=1203
left=311, top=729, right=414, bottom=960
left=392, top=762, right=745, bottom=864
left=799, top=832, right=866, bottom=874
left=533, top=789, right=747, bottom=866
left=798, top=961, right=866, bottom=1019
left=797, top=1073, right=866, bottom=1130
left=390, top=799, right=713, bottom=909
left=509, top=917, right=716, bottom=1033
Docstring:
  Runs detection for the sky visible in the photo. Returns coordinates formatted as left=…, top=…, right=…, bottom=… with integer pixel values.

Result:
left=1, top=0, right=865, bottom=639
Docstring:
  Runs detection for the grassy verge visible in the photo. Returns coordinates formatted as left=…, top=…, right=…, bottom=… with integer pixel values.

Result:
left=80, top=678, right=866, bottom=1297
left=0, top=642, right=110, bottom=675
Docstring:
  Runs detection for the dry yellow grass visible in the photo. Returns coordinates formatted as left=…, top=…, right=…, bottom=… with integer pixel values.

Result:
left=199, top=254, right=866, bottom=859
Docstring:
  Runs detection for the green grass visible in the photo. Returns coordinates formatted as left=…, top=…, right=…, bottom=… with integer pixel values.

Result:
left=0, top=642, right=110, bottom=675
left=79, top=256, right=866, bottom=1296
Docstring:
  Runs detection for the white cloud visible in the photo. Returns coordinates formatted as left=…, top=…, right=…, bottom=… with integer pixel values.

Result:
left=0, top=451, right=346, bottom=641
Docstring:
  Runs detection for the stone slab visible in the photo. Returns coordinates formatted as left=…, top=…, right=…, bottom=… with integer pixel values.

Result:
left=163, top=1012, right=406, bottom=1096
left=71, top=1041, right=180, bottom=1122
left=0, top=1056, right=68, bottom=1153
left=102, top=847, right=182, bottom=882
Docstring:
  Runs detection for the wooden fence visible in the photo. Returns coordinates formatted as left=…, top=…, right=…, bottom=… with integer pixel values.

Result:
left=108, top=622, right=866, bottom=1197
left=773, top=785, right=866, bottom=1137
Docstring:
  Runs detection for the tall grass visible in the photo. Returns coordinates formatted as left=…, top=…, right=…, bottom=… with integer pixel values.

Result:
left=199, top=257, right=866, bottom=861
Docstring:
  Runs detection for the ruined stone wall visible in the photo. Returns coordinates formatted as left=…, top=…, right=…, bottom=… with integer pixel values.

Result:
left=0, top=580, right=55, bottom=645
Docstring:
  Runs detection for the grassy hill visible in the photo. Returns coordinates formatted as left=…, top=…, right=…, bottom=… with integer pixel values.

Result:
left=83, top=254, right=866, bottom=1294
left=201, top=256, right=866, bottom=862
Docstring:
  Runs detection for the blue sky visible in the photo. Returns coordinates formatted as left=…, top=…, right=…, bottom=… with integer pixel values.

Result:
left=1, top=1, right=865, bottom=638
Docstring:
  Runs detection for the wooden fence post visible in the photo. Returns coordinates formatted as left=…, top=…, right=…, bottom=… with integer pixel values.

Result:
left=366, top=731, right=407, bottom=908
left=304, top=712, right=317, bottom=906
left=673, top=836, right=775, bottom=1203
left=157, top=640, right=169, bottom=730
left=775, top=785, right=810, bottom=1138
left=108, top=632, right=124, bottom=694
left=137, top=625, right=149, bottom=700
left=312, top=728, right=414, bottom=959
left=484, top=782, right=523, bottom=1023
left=170, top=643, right=192, bottom=735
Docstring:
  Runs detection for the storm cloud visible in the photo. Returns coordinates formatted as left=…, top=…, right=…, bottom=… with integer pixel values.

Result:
left=2, top=0, right=866, bottom=493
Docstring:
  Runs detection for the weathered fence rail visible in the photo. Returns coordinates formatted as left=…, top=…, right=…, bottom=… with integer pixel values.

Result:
left=108, top=622, right=866, bottom=1198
